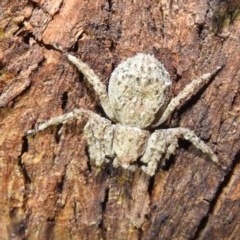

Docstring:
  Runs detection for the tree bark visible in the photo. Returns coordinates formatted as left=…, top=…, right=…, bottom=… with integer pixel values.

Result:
left=0, top=0, right=240, bottom=239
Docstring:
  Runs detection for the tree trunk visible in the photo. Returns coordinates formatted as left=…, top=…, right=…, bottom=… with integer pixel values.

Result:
left=0, top=0, right=240, bottom=239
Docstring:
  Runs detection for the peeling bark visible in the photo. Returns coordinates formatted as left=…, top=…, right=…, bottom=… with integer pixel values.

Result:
left=0, top=0, right=240, bottom=239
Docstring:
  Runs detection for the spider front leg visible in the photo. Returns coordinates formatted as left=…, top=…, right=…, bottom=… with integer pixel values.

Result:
left=26, top=108, right=105, bottom=135
left=140, top=131, right=169, bottom=176
left=26, top=109, right=84, bottom=135
left=141, top=127, right=219, bottom=176
left=26, top=108, right=115, bottom=168
left=84, top=117, right=115, bottom=167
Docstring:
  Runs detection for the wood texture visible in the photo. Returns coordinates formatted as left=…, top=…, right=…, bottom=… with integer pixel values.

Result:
left=0, top=0, right=240, bottom=239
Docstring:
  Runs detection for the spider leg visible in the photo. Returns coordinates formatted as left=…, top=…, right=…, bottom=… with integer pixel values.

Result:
left=66, top=54, right=116, bottom=121
left=26, top=108, right=107, bottom=135
left=141, top=131, right=168, bottom=176
left=164, top=127, right=219, bottom=163
left=84, top=118, right=115, bottom=166
left=153, top=65, right=223, bottom=127
left=141, top=127, right=219, bottom=176
left=27, top=108, right=114, bottom=167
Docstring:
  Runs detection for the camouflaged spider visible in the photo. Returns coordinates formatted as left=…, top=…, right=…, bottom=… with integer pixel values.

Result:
left=27, top=53, right=222, bottom=176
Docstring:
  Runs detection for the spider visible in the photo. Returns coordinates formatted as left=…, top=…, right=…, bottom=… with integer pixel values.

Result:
left=27, top=53, right=222, bottom=176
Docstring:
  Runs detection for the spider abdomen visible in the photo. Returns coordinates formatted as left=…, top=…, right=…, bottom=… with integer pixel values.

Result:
left=108, top=53, right=171, bottom=129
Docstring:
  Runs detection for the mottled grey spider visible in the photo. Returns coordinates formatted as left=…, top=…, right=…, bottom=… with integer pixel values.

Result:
left=27, top=53, right=222, bottom=176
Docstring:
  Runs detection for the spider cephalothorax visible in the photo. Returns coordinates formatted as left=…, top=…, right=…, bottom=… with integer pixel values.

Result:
left=27, top=53, right=222, bottom=176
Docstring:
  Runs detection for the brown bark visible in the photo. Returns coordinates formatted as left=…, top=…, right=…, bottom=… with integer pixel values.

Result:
left=0, top=0, right=240, bottom=239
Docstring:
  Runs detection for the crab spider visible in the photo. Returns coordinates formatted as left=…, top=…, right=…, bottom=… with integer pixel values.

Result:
left=27, top=53, right=222, bottom=176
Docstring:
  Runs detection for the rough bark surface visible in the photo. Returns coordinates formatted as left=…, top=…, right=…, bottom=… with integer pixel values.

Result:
left=0, top=0, right=240, bottom=239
